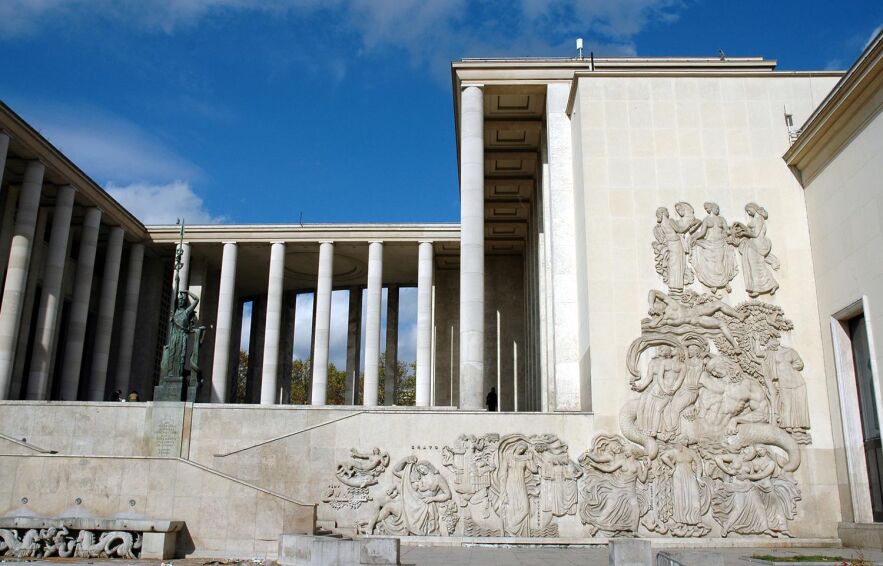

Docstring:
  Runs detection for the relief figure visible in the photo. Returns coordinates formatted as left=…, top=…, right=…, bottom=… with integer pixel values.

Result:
left=689, top=202, right=737, bottom=294
left=732, top=203, right=779, bottom=298
left=652, top=205, right=696, bottom=293
left=646, top=290, right=746, bottom=347
left=578, top=435, right=648, bottom=536
left=493, top=437, right=540, bottom=536
left=377, top=456, right=452, bottom=536
left=757, top=337, right=810, bottom=438
left=534, top=435, right=581, bottom=526
left=662, top=342, right=709, bottom=434
left=659, top=444, right=710, bottom=528
left=632, top=346, right=685, bottom=438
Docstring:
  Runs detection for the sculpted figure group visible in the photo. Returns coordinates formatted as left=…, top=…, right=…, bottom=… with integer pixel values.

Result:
left=0, top=528, right=140, bottom=559
left=653, top=201, right=779, bottom=297
left=322, top=200, right=807, bottom=539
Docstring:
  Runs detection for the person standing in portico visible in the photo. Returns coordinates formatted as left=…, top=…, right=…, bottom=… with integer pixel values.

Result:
left=486, top=387, right=497, bottom=412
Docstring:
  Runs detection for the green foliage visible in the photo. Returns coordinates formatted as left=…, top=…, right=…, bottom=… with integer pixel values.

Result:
left=235, top=350, right=248, bottom=402
left=239, top=351, right=416, bottom=406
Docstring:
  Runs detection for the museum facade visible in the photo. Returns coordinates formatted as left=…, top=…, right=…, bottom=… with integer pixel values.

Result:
left=0, top=31, right=882, bottom=558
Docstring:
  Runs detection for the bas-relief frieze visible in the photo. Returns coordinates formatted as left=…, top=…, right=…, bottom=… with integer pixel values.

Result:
left=0, top=528, right=140, bottom=559
left=654, top=202, right=779, bottom=297
left=318, top=201, right=809, bottom=539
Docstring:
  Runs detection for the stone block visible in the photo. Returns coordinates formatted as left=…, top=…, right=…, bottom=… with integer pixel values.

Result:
left=839, top=522, right=883, bottom=549
left=608, top=539, right=653, bottom=566
left=142, top=531, right=176, bottom=559
left=278, top=534, right=315, bottom=565
left=360, top=537, right=399, bottom=564
left=277, top=534, right=398, bottom=565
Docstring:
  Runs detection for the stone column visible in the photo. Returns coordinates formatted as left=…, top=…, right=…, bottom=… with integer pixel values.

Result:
left=26, top=185, right=76, bottom=400
left=0, top=185, right=19, bottom=282
left=311, top=241, right=334, bottom=405
left=87, top=226, right=124, bottom=401
left=261, top=241, right=286, bottom=405
left=113, top=242, right=144, bottom=395
left=0, top=132, right=9, bottom=186
left=363, top=241, right=383, bottom=406
left=211, top=242, right=238, bottom=403
left=416, top=241, right=434, bottom=406
left=459, top=85, right=485, bottom=410
left=384, top=285, right=399, bottom=405
left=344, top=286, right=362, bottom=405
left=0, top=133, right=10, bottom=276
left=0, top=161, right=44, bottom=399
left=59, top=207, right=102, bottom=401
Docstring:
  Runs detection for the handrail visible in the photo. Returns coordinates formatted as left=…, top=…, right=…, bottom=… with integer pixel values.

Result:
left=213, top=410, right=366, bottom=458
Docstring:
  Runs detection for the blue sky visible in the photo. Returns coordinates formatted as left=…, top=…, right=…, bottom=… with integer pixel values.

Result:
left=1, top=1, right=880, bottom=227
left=1, top=1, right=880, bottom=364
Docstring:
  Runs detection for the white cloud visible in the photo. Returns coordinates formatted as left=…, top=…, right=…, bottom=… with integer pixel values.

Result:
left=866, top=25, right=883, bottom=49
left=106, top=181, right=224, bottom=225
left=8, top=100, right=202, bottom=185
left=0, top=1, right=682, bottom=72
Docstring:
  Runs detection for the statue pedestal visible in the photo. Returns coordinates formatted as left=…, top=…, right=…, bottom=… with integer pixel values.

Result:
left=154, top=377, right=184, bottom=402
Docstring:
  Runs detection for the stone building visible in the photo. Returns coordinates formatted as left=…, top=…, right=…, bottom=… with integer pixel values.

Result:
left=0, top=32, right=882, bottom=557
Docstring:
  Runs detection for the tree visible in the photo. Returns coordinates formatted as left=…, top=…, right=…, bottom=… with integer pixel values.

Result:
left=235, top=350, right=249, bottom=402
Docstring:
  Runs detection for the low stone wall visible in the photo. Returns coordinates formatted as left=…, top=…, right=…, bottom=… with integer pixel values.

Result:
left=0, top=402, right=845, bottom=549
left=0, top=402, right=149, bottom=456
left=0, top=454, right=315, bottom=558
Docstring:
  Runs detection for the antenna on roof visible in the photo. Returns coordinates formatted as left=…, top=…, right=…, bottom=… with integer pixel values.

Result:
left=576, top=38, right=584, bottom=60
left=719, top=48, right=726, bottom=61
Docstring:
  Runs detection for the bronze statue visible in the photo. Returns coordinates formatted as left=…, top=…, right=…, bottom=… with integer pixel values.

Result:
left=155, top=221, right=205, bottom=402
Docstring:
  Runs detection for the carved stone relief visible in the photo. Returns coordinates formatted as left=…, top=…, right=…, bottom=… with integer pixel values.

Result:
left=320, top=200, right=807, bottom=539
left=654, top=201, right=779, bottom=299
left=322, top=447, right=391, bottom=510
left=0, top=528, right=140, bottom=559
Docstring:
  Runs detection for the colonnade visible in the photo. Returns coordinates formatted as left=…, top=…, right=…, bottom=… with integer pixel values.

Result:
left=207, top=238, right=436, bottom=407
left=0, top=131, right=145, bottom=401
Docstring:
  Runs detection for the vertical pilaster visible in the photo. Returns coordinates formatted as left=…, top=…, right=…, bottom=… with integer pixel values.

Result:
left=59, top=207, right=102, bottom=401
left=113, top=242, right=144, bottom=395
left=363, top=241, right=383, bottom=406
left=344, top=286, right=362, bottom=405
left=88, top=226, right=124, bottom=401
left=383, top=285, right=399, bottom=405
left=311, top=241, right=334, bottom=405
left=261, top=241, right=286, bottom=405
left=416, top=241, right=434, bottom=406
left=211, top=242, right=238, bottom=403
left=459, top=85, right=485, bottom=410
left=0, top=160, right=44, bottom=399
left=27, top=184, right=76, bottom=399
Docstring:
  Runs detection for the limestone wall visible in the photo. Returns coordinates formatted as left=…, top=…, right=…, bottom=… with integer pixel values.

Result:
left=0, top=454, right=315, bottom=558
left=803, top=107, right=883, bottom=523
left=0, top=401, right=149, bottom=455
left=566, top=73, right=843, bottom=538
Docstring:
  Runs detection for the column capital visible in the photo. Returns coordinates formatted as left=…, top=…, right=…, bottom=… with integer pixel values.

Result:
left=269, top=240, right=286, bottom=245
left=368, top=239, right=384, bottom=245
left=318, top=239, right=334, bottom=245
left=221, top=240, right=238, bottom=245
left=461, top=83, right=485, bottom=91
left=0, top=129, right=12, bottom=140
left=418, top=240, right=434, bottom=245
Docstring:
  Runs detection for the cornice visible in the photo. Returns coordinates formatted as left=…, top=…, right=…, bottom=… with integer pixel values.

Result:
left=783, top=30, right=883, bottom=185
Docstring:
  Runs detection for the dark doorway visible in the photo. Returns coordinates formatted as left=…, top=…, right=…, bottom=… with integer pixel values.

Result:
left=849, top=314, right=883, bottom=522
